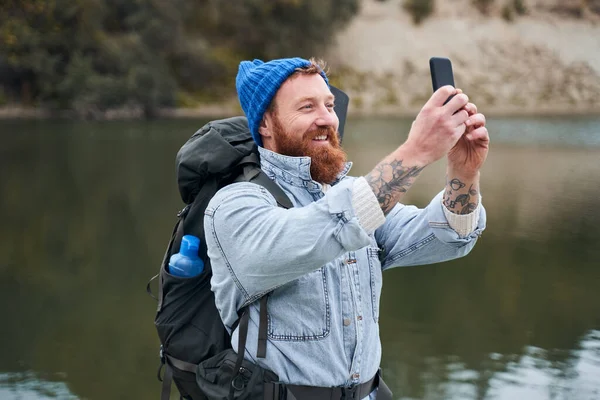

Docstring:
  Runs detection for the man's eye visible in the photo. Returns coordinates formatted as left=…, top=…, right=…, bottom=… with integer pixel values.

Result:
left=301, top=104, right=313, bottom=110
left=326, top=103, right=335, bottom=109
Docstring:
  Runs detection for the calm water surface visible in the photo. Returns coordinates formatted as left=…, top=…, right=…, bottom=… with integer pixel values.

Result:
left=1, top=116, right=599, bottom=400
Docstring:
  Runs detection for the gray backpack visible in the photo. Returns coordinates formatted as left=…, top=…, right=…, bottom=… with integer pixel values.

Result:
left=149, top=116, right=292, bottom=400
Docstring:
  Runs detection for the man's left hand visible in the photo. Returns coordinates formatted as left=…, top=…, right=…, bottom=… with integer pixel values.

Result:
left=447, top=101, right=490, bottom=176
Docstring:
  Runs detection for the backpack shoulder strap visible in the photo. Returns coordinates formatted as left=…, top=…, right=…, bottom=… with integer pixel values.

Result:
left=236, top=153, right=293, bottom=209
left=233, top=153, right=290, bottom=359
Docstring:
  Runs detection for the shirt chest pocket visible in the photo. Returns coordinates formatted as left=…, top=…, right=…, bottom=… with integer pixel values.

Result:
left=266, top=267, right=331, bottom=341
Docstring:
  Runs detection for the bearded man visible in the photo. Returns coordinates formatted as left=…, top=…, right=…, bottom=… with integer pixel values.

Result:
left=204, top=57, right=489, bottom=399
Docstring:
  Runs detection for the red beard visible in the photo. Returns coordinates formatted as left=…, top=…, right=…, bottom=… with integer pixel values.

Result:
left=271, top=116, right=347, bottom=184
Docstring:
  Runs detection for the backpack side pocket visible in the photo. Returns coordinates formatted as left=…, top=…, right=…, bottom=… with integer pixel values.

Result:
left=156, top=262, right=229, bottom=366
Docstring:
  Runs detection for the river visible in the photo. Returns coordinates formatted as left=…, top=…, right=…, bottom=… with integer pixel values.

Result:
left=1, top=116, right=599, bottom=400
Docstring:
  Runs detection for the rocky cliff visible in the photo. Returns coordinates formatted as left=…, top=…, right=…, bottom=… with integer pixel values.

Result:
left=327, top=0, right=600, bottom=116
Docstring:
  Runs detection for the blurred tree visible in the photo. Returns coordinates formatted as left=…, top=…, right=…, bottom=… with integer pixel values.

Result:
left=197, top=0, right=359, bottom=59
left=0, top=0, right=361, bottom=118
left=0, top=0, right=182, bottom=117
left=182, top=0, right=361, bottom=98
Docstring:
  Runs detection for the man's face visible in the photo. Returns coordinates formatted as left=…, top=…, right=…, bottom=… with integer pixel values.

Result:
left=261, top=73, right=347, bottom=184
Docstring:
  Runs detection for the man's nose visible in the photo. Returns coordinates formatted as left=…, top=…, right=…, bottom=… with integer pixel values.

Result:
left=315, top=106, right=339, bottom=129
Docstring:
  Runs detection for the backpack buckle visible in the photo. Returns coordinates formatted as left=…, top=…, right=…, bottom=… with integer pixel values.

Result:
left=159, top=344, right=165, bottom=364
left=157, top=345, right=166, bottom=382
left=341, top=384, right=361, bottom=400
left=177, top=205, right=190, bottom=218
left=231, top=374, right=246, bottom=391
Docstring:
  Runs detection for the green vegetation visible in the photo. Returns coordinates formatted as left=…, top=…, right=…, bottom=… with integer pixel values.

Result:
left=403, top=0, right=435, bottom=24
left=589, top=0, right=600, bottom=15
left=472, top=0, right=495, bottom=14
left=502, top=4, right=514, bottom=21
left=502, top=0, right=527, bottom=21
left=513, top=0, right=527, bottom=15
left=538, top=0, right=599, bottom=18
left=0, top=0, right=360, bottom=118
left=551, top=2, right=585, bottom=18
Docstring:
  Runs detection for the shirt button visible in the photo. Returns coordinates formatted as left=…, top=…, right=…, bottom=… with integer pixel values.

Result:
left=357, top=315, right=363, bottom=321
left=352, top=373, right=360, bottom=379
left=343, top=318, right=351, bottom=326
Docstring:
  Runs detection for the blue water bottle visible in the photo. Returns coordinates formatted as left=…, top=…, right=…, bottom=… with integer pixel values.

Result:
left=168, top=235, right=204, bottom=277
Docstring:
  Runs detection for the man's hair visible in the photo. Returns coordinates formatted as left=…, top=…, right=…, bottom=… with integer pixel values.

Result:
left=267, top=57, right=329, bottom=113
left=294, top=57, right=329, bottom=78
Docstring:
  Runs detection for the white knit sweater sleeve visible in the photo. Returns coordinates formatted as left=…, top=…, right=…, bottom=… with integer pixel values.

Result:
left=441, top=195, right=482, bottom=237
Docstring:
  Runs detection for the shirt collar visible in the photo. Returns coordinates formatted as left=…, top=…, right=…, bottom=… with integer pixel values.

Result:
left=258, top=147, right=352, bottom=187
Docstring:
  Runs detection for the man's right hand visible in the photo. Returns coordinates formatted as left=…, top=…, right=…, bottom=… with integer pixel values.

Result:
left=403, top=85, right=470, bottom=166
left=364, top=86, right=470, bottom=214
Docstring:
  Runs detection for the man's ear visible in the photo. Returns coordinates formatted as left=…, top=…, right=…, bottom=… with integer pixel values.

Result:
left=259, top=112, right=274, bottom=138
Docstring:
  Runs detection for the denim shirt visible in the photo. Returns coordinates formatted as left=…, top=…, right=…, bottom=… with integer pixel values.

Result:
left=204, top=147, right=486, bottom=392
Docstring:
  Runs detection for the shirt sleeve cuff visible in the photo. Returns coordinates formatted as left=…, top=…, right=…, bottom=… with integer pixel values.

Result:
left=351, top=177, right=386, bottom=235
left=442, top=195, right=482, bottom=237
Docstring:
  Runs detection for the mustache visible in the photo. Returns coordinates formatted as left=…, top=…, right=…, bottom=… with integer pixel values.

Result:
left=303, top=126, right=338, bottom=141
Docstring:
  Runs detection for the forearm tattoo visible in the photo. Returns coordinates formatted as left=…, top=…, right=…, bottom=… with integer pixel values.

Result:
left=365, top=159, right=424, bottom=214
left=443, top=177, right=479, bottom=214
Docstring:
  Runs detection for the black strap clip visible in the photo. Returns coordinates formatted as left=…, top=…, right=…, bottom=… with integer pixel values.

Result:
left=341, top=385, right=359, bottom=400
left=157, top=345, right=166, bottom=382
left=378, top=246, right=386, bottom=263
left=159, top=345, right=165, bottom=363
left=231, top=368, right=247, bottom=391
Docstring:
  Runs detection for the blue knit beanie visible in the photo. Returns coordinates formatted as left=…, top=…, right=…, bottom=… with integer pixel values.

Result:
left=236, top=57, right=329, bottom=147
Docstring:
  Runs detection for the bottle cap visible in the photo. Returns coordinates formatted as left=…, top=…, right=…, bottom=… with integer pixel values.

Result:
left=180, top=235, right=200, bottom=257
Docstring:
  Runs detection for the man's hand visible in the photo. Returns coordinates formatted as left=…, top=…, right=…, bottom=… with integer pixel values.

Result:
left=443, top=99, right=490, bottom=215
left=403, top=85, right=470, bottom=166
left=365, top=86, right=471, bottom=215
left=447, top=101, right=490, bottom=176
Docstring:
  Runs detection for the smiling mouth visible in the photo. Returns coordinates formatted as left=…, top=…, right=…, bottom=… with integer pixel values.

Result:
left=312, top=135, right=328, bottom=141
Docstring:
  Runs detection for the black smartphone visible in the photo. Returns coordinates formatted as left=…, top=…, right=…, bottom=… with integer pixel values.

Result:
left=429, top=57, right=455, bottom=105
